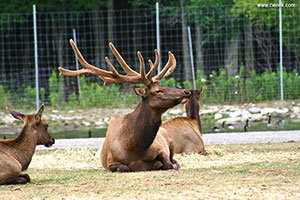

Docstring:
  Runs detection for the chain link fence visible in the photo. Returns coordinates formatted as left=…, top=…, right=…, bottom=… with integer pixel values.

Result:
left=0, top=4, right=299, bottom=110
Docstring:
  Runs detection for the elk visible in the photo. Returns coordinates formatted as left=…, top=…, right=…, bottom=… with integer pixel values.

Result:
left=0, top=105, right=55, bottom=185
left=58, top=40, right=191, bottom=172
left=159, top=87, right=207, bottom=155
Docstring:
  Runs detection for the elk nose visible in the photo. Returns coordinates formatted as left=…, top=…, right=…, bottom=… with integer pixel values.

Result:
left=184, top=90, right=191, bottom=96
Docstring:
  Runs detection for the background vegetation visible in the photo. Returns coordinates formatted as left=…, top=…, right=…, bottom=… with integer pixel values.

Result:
left=0, top=0, right=299, bottom=108
left=1, top=68, right=300, bottom=110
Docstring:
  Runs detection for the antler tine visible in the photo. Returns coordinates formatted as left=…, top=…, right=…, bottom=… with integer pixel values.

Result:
left=146, top=49, right=159, bottom=80
left=109, top=43, right=139, bottom=77
left=137, top=51, right=147, bottom=82
left=160, top=52, right=176, bottom=79
left=103, top=54, right=150, bottom=86
left=58, top=39, right=112, bottom=77
left=153, top=51, right=176, bottom=81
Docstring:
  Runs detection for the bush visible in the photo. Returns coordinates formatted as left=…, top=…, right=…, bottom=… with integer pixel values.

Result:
left=49, top=70, right=63, bottom=108
left=3, top=67, right=300, bottom=109
left=0, top=85, right=5, bottom=109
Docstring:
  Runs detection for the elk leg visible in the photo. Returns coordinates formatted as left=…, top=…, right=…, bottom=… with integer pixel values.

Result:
left=157, top=151, right=175, bottom=170
left=0, top=152, right=23, bottom=185
left=3, top=174, right=30, bottom=185
left=108, top=163, right=130, bottom=172
left=169, top=142, right=181, bottom=170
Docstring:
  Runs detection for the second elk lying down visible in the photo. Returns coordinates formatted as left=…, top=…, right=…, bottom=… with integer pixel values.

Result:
left=59, top=40, right=191, bottom=172
left=159, top=87, right=207, bottom=155
left=0, top=105, right=55, bottom=185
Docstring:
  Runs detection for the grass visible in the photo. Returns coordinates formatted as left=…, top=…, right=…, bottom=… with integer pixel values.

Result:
left=0, top=142, right=300, bottom=199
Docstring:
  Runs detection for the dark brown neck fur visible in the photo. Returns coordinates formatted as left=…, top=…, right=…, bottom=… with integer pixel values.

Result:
left=185, top=93, right=202, bottom=134
left=127, top=99, right=162, bottom=152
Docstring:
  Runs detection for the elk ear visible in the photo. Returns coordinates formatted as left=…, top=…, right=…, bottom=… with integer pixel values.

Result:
left=7, top=107, right=25, bottom=122
left=133, top=86, right=146, bottom=98
left=195, top=86, right=203, bottom=96
left=35, top=104, right=45, bottom=122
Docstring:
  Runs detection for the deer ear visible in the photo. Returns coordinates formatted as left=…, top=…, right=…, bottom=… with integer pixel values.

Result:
left=7, top=107, right=25, bottom=122
left=35, top=104, right=45, bottom=122
left=196, top=86, right=203, bottom=96
left=133, top=86, right=146, bottom=98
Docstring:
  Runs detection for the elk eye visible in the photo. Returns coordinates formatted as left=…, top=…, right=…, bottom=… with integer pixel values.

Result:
left=155, top=90, right=163, bottom=93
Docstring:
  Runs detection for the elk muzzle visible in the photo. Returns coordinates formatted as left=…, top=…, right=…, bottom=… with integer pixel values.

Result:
left=45, top=135, right=55, bottom=147
left=179, top=89, right=192, bottom=104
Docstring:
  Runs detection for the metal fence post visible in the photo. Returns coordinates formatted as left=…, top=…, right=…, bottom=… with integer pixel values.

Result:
left=73, top=29, right=81, bottom=97
left=279, top=0, right=284, bottom=100
left=187, top=26, right=196, bottom=89
left=33, top=4, right=40, bottom=110
left=156, top=2, right=161, bottom=73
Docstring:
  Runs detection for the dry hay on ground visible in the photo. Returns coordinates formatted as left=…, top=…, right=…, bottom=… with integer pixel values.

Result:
left=1, top=142, right=299, bottom=200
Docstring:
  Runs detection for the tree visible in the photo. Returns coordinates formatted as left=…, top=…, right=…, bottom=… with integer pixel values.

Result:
left=232, top=0, right=300, bottom=72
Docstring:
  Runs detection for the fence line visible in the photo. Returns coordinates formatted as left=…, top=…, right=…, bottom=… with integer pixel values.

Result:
left=0, top=4, right=299, bottom=109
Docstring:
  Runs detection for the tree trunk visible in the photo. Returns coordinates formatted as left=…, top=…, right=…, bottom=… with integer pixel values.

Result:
left=181, top=0, right=191, bottom=82
left=225, top=34, right=239, bottom=76
left=245, top=21, right=254, bottom=72
left=195, top=24, right=205, bottom=76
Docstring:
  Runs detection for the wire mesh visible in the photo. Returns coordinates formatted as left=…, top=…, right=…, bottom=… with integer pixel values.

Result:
left=0, top=4, right=299, bottom=109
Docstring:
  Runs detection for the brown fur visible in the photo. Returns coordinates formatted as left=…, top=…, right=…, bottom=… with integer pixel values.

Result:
left=100, top=82, right=191, bottom=172
left=58, top=41, right=190, bottom=172
left=0, top=105, right=54, bottom=185
left=159, top=87, right=206, bottom=155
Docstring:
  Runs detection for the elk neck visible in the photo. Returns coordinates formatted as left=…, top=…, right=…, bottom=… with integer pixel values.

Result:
left=6, top=123, right=38, bottom=170
left=185, top=97, right=202, bottom=134
left=127, top=99, right=162, bottom=152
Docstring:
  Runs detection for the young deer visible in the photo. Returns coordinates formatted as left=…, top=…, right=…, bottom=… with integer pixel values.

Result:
left=0, top=105, right=55, bottom=184
left=59, top=40, right=191, bottom=172
left=159, top=87, right=206, bottom=155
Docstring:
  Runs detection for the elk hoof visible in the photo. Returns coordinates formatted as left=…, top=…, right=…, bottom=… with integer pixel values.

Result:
left=171, top=159, right=181, bottom=170
left=173, top=163, right=181, bottom=170
left=4, top=174, right=30, bottom=185
left=109, top=164, right=130, bottom=173
left=19, top=174, right=30, bottom=183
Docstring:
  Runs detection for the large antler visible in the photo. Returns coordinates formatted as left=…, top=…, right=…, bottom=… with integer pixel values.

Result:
left=58, top=39, right=176, bottom=86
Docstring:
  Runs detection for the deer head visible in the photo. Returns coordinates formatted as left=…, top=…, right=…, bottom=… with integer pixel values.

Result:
left=185, top=86, right=203, bottom=116
left=58, top=40, right=191, bottom=112
left=7, top=105, right=55, bottom=147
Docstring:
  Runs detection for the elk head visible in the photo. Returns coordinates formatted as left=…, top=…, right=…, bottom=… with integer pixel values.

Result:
left=58, top=40, right=191, bottom=112
left=7, top=105, right=55, bottom=147
left=185, top=86, right=203, bottom=117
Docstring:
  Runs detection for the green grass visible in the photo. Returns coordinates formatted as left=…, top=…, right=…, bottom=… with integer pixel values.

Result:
left=0, top=142, right=299, bottom=199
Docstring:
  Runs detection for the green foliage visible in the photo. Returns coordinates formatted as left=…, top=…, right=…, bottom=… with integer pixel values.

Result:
left=76, top=76, right=137, bottom=108
left=19, top=86, right=36, bottom=108
left=232, top=0, right=300, bottom=54
left=0, top=0, right=109, bottom=13
left=161, top=78, right=177, bottom=88
left=3, top=67, right=300, bottom=109
left=0, top=85, right=5, bottom=109
left=190, top=67, right=300, bottom=104
left=49, top=70, right=64, bottom=108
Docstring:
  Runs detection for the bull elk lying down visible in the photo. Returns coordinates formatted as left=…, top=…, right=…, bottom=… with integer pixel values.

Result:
left=59, top=40, right=191, bottom=172
left=0, top=105, right=55, bottom=185
left=159, top=87, right=207, bottom=155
